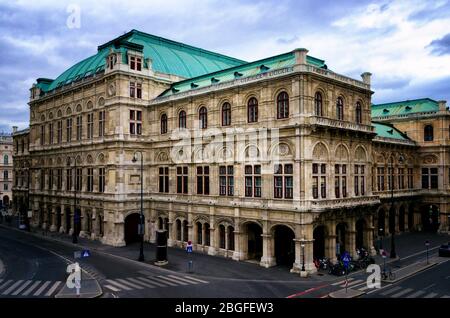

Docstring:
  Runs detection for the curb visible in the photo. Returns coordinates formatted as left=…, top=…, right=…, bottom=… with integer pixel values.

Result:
left=328, top=288, right=365, bottom=298
left=381, top=262, right=438, bottom=284
left=55, top=279, right=103, bottom=298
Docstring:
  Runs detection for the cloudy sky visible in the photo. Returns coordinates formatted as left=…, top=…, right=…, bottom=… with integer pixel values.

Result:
left=1, top=0, right=450, bottom=132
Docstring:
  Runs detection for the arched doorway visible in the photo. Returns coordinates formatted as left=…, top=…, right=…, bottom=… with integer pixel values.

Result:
left=421, top=205, right=439, bottom=232
left=3, top=195, right=9, bottom=207
left=56, top=207, right=62, bottom=230
left=377, top=208, right=386, bottom=236
left=408, top=205, right=414, bottom=231
left=356, top=219, right=366, bottom=249
left=388, top=206, right=396, bottom=234
left=65, top=207, right=71, bottom=234
left=219, top=225, right=226, bottom=249
left=246, top=223, right=262, bottom=261
left=398, top=206, right=405, bottom=232
left=273, top=225, right=295, bottom=267
left=183, top=220, right=189, bottom=242
left=313, top=225, right=326, bottom=259
left=228, top=226, right=235, bottom=251
left=176, top=219, right=182, bottom=241
left=336, top=223, right=347, bottom=257
left=124, top=213, right=142, bottom=245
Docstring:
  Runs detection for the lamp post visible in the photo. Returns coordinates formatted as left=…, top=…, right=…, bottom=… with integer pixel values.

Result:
left=390, top=155, right=404, bottom=258
left=301, top=241, right=305, bottom=272
left=378, top=227, right=384, bottom=251
left=132, top=151, right=145, bottom=262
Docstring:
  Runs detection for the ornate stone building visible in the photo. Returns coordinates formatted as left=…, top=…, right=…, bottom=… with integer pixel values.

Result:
left=12, top=30, right=449, bottom=274
left=0, top=132, right=13, bottom=208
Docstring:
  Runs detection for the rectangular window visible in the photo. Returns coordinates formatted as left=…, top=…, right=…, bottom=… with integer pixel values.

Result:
left=66, top=168, right=72, bottom=191
left=76, top=168, right=82, bottom=191
left=40, top=125, right=45, bottom=145
left=398, top=168, right=405, bottom=190
left=99, top=168, right=105, bottom=193
left=312, top=163, right=326, bottom=199
left=48, top=169, right=53, bottom=190
left=130, top=56, right=142, bottom=71
left=57, top=168, right=62, bottom=190
left=273, top=163, right=293, bottom=199
left=430, top=168, right=438, bottom=189
left=388, top=167, right=394, bottom=190
left=377, top=167, right=385, bottom=191
left=129, top=110, right=142, bottom=135
left=66, top=118, right=72, bottom=142
left=129, top=82, right=142, bottom=99
left=334, top=164, right=346, bottom=198
left=219, top=166, right=234, bottom=196
left=98, top=111, right=105, bottom=137
left=159, top=167, right=169, bottom=193
left=87, top=113, right=94, bottom=139
left=354, top=165, right=365, bottom=196
left=57, top=120, right=62, bottom=143
left=49, top=123, right=54, bottom=144
left=274, top=164, right=283, bottom=198
left=87, top=168, right=94, bottom=192
left=407, top=168, right=413, bottom=189
left=284, top=164, right=293, bottom=199
left=76, top=115, right=82, bottom=141
left=196, top=166, right=210, bottom=195
left=245, top=165, right=261, bottom=197
left=177, top=166, right=188, bottom=194
left=422, top=168, right=429, bottom=189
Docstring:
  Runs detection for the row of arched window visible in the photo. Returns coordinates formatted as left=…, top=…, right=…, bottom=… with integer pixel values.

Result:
left=314, top=92, right=363, bottom=124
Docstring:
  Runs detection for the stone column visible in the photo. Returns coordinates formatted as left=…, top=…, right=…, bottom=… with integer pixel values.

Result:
left=68, top=209, right=74, bottom=236
left=79, top=208, right=88, bottom=238
left=50, top=206, right=57, bottom=232
left=167, top=221, right=174, bottom=247
left=208, top=227, right=217, bottom=255
left=326, top=221, right=337, bottom=263
left=232, top=231, right=244, bottom=261
left=60, top=204, right=66, bottom=233
left=91, top=208, right=98, bottom=240
left=347, top=218, right=357, bottom=258
left=291, top=238, right=303, bottom=273
left=42, top=203, right=48, bottom=230
left=260, top=233, right=276, bottom=268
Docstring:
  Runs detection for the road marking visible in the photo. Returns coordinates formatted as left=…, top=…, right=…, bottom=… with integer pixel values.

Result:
left=391, top=288, right=414, bottom=298
left=157, top=275, right=188, bottom=285
left=137, top=277, right=167, bottom=288
left=286, top=284, right=329, bottom=298
left=332, top=278, right=354, bottom=286
left=2, top=280, right=24, bottom=295
left=11, top=280, right=32, bottom=296
left=344, top=280, right=364, bottom=288
left=116, top=278, right=144, bottom=290
left=406, top=290, right=426, bottom=298
left=441, top=295, right=449, bottom=298
left=167, top=275, right=201, bottom=285
left=126, top=277, right=155, bottom=289
left=104, top=285, right=121, bottom=292
left=150, top=276, right=178, bottom=287
left=424, top=292, right=438, bottom=298
left=358, top=285, right=370, bottom=291
left=33, top=281, right=51, bottom=296
left=22, top=281, right=41, bottom=296
left=105, top=279, right=132, bottom=291
left=183, top=275, right=209, bottom=284
left=45, top=281, right=61, bottom=296
left=0, top=280, right=13, bottom=291
left=380, top=286, right=402, bottom=296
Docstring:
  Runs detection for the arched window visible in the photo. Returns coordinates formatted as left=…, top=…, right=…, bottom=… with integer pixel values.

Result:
left=160, top=113, right=168, bottom=134
left=314, top=92, right=323, bottom=116
left=222, top=102, right=231, bottom=126
left=336, top=97, right=344, bottom=120
left=248, top=97, right=258, bottom=123
left=355, top=102, right=362, bottom=124
left=179, top=110, right=186, bottom=129
left=424, top=125, right=434, bottom=141
left=199, top=107, right=207, bottom=129
left=4, top=155, right=8, bottom=165
left=276, top=92, right=289, bottom=119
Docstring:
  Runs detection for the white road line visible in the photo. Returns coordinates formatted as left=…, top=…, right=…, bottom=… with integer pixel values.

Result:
left=150, top=276, right=178, bottom=287
left=184, top=275, right=209, bottom=284
left=22, top=281, right=41, bottom=296
left=167, top=275, right=200, bottom=285
left=0, top=280, right=13, bottom=291
left=137, top=277, right=168, bottom=288
left=406, top=290, right=426, bottom=298
left=380, top=286, right=402, bottom=296
left=104, top=285, right=121, bottom=292
left=11, top=280, right=32, bottom=296
left=344, top=280, right=364, bottom=288
left=441, top=295, right=450, bottom=298
left=2, top=280, right=24, bottom=295
left=105, top=279, right=132, bottom=291
left=332, top=278, right=354, bottom=286
left=33, top=281, right=51, bottom=296
left=391, top=288, right=414, bottom=298
left=358, top=285, right=370, bottom=291
left=45, top=281, right=62, bottom=297
left=116, top=278, right=144, bottom=290
left=157, top=275, right=188, bottom=285
left=424, top=292, right=438, bottom=298
left=126, top=277, right=155, bottom=289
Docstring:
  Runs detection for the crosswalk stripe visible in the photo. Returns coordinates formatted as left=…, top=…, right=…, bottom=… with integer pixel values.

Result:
left=157, top=275, right=188, bottom=285
left=406, top=290, right=426, bottom=298
left=2, top=280, right=24, bottom=295
left=150, top=276, right=178, bottom=287
left=104, top=285, right=121, bottom=292
left=136, top=277, right=168, bottom=288
left=332, top=278, right=354, bottom=286
left=11, top=280, right=32, bottom=296
left=184, top=275, right=209, bottom=284
left=0, top=280, right=13, bottom=291
left=167, top=275, right=200, bottom=285
left=358, top=285, right=370, bottom=291
left=116, top=278, right=144, bottom=290
left=33, top=281, right=51, bottom=296
left=441, top=295, right=450, bottom=298
left=126, top=278, right=155, bottom=289
left=380, top=286, right=402, bottom=296
left=45, top=281, right=62, bottom=297
left=343, top=280, right=364, bottom=288
left=22, top=281, right=41, bottom=296
left=424, top=292, right=438, bottom=298
left=391, top=288, right=414, bottom=298
left=105, top=279, right=132, bottom=291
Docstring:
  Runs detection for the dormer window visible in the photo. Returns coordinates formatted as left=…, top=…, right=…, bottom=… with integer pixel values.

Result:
left=130, top=56, right=142, bottom=71
left=234, top=72, right=243, bottom=78
left=211, top=77, right=220, bottom=84
left=383, top=108, right=390, bottom=114
left=108, top=54, right=117, bottom=69
left=405, top=106, right=412, bottom=111
left=260, top=65, right=270, bottom=72
left=190, top=83, right=199, bottom=89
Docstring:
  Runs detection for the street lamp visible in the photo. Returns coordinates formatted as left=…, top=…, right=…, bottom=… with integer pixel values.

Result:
left=390, top=155, right=404, bottom=258
left=132, top=151, right=145, bottom=262
left=301, top=241, right=305, bottom=272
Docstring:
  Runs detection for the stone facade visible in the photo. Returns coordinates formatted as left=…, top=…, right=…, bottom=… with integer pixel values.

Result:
left=0, top=132, right=13, bottom=208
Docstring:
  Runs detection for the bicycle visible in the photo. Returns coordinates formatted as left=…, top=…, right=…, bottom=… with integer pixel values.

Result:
left=381, top=269, right=395, bottom=280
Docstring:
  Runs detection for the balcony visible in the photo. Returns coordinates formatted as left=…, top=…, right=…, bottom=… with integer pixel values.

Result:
left=309, top=196, right=380, bottom=211
left=310, top=116, right=375, bottom=134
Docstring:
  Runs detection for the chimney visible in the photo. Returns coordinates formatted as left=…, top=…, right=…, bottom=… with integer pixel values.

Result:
left=361, top=72, right=372, bottom=85
left=438, top=100, right=447, bottom=111
left=12, top=126, right=18, bottom=134
left=293, top=48, right=309, bottom=65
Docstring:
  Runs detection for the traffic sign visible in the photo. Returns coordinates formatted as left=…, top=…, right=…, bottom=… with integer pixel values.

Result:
left=425, top=240, right=430, bottom=247
left=186, top=241, right=193, bottom=253
left=82, top=250, right=91, bottom=258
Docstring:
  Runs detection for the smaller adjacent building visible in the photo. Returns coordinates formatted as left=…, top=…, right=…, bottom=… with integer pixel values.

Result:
left=0, top=131, right=13, bottom=208
left=11, top=127, right=30, bottom=217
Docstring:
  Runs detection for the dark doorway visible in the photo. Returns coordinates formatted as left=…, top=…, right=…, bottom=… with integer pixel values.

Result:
left=313, top=226, right=326, bottom=259
left=273, top=225, right=295, bottom=266
left=65, top=208, right=71, bottom=234
left=124, top=213, right=142, bottom=245
left=336, top=223, right=347, bottom=256
left=356, top=219, right=366, bottom=249
left=246, top=223, right=262, bottom=260
left=421, top=205, right=439, bottom=232
left=408, top=205, right=414, bottom=231
left=56, top=207, right=62, bottom=230
left=377, top=209, right=386, bottom=236
left=389, top=206, right=396, bottom=234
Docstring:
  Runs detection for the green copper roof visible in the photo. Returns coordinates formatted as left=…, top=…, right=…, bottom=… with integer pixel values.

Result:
left=373, top=122, right=409, bottom=140
left=371, top=98, right=439, bottom=118
left=159, top=51, right=326, bottom=98
left=43, top=30, right=247, bottom=92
